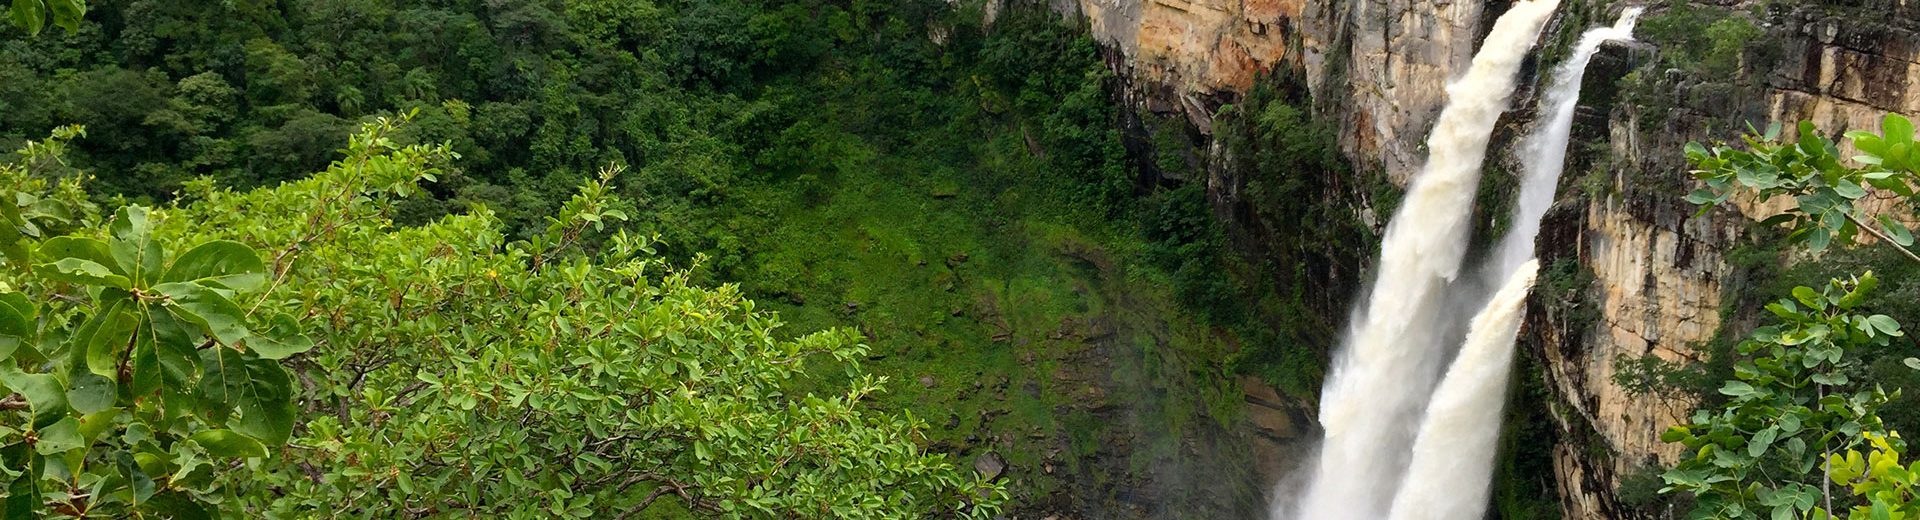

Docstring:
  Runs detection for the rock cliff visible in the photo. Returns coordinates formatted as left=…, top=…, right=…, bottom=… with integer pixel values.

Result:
left=1535, top=5, right=1920, bottom=518
left=1049, top=0, right=1485, bottom=178
left=1045, top=0, right=1920, bottom=517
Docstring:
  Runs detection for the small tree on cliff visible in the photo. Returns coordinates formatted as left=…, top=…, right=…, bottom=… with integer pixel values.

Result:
left=1661, top=115, right=1920, bottom=519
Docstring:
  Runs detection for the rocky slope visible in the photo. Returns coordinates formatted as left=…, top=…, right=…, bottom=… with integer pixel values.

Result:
left=1042, top=0, right=1920, bottom=517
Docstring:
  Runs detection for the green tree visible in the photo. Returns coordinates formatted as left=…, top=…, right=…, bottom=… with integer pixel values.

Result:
left=0, top=124, right=314, bottom=517
left=1, top=114, right=1002, bottom=517
left=5, top=0, right=83, bottom=36
left=1664, top=115, right=1920, bottom=519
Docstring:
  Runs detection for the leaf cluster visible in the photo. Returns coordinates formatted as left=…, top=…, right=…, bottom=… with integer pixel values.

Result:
left=1661, top=273, right=1906, bottom=519
left=3, top=0, right=82, bottom=36
left=0, top=128, right=312, bottom=517
left=1685, top=116, right=1920, bottom=256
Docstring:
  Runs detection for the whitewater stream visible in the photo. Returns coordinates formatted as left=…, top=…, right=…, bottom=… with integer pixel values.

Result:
left=1278, top=4, right=1643, bottom=519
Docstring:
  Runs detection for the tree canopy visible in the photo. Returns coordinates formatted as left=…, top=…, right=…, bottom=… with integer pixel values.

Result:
left=0, top=115, right=1002, bottom=517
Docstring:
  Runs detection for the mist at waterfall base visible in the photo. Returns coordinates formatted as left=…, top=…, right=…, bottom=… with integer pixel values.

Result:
left=1273, top=4, right=1643, bottom=520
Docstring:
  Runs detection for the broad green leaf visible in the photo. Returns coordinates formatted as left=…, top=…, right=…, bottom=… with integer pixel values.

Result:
left=155, top=281, right=249, bottom=346
left=75, top=407, right=116, bottom=442
left=1906, top=357, right=1920, bottom=371
left=43, top=0, right=77, bottom=32
left=37, top=236, right=118, bottom=273
left=116, top=451, right=155, bottom=506
left=1886, top=113, right=1914, bottom=149
left=37, top=257, right=130, bottom=288
left=242, top=312, right=311, bottom=360
left=1808, top=226, right=1833, bottom=252
left=109, top=206, right=163, bottom=286
left=1749, top=427, right=1779, bottom=457
left=64, top=372, right=113, bottom=414
left=1686, top=142, right=1709, bottom=161
left=10, top=0, right=45, bottom=36
left=161, top=240, right=265, bottom=291
left=144, top=492, right=212, bottom=520
left=196, top=347, right=295, bottom=444
left=1661, top=427, right=1691, bottom=443
left=80, top=302, right=137, bottom=378
left=1875, top=214, right=1915, bottom=247
left=0, top=293, right=30, bottom=361
left=32, top=417, right=81, bottom=455
left=1799, top=121, right=1825, bottom=155
left=0, top=367, right=64, bottom=426
left=1867, top=314, right=1902, bottom=336
left=1833, top=180, right=1867, bottom=199
left=0, top=292, right=31, bottom=327
left=150, top=307, right=199, bottom=387
left=1684, top=188, right=1721, bottom=206
left=188, top=429, right=266, bottom=458
left=1793, top=286, right=1823, bottom=309
left=1721, top=381, right=1756, bottom=397
left=5, top=466, right=38, bottom=520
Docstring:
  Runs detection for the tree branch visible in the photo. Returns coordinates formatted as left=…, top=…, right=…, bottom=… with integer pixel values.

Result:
left=1843, top=211, right=1920, bottom=264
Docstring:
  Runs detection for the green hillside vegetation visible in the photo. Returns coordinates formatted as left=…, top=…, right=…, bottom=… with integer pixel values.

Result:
left=1, top=0, right=1325, bottom=516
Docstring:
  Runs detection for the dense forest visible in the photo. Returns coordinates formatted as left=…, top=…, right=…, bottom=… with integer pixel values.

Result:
left=0, top=0, right=1330, bottom=517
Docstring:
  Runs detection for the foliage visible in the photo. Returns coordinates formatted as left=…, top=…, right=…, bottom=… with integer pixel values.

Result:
left=0, top=0, right=1295, bottom=515
left=1659, top=272, right=1905, bottom=519
left=0, top=116, right=1004, bottom=517
left=4, top=0, right=83, bottom=35
left=1613, top=352, right=1712, bottom=405
left=1663, top=117, right=1920, bottom=519
left=0, top=125, right=312, bottom=516
left=1686, top=116, right=1920, bottom=258
left=1636, top=3, right=1764, bottom=79
left=1210, top=76, right=1380, bottom=396
left=1824, top=432, right=1920, bottom=519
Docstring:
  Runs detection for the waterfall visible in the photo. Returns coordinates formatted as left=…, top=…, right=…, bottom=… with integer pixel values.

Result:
left=1379, top=12, right=1647, bottom=520
left=1386, top=260, right=1540, bottom=520
left=1283, top=2, right=1560, bottom=518
left=1491, top=8, right=1645, bottom=280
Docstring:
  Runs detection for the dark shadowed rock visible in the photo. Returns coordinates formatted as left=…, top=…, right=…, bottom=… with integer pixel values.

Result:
left=975, top=452, right=1008, bottom=481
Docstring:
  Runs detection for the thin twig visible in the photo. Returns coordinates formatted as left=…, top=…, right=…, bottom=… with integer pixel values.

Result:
left=1843, top=211, right=1920, bottom=264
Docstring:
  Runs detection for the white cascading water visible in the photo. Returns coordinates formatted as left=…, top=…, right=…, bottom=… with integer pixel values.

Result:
left=1284, top=2, right=1560, bottom=519
left=1491, top=8, right=1645, bottom=280
left=1377, top=12, right=1646, bottom=520
left=1386, top=260, right=1540, bottom=520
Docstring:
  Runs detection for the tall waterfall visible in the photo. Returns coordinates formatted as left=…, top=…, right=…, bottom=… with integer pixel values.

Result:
left=1386, top=260, right=1540, bottom=520
left=1381, top=12, right=1647, bottom=520
left=1285, top=2, right=1559, bottom=518
left=1279, top=4, right=1645, bottom=519
left=1492, top=8, right=1645, bottom=280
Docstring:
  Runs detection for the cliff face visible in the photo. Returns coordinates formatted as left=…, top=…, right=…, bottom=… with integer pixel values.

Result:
left=1050, top=0, right=1483, bottom=178
left=1050, top=0, right=1920, bottom=517
left=1538, top=6, right=1920, bottom=518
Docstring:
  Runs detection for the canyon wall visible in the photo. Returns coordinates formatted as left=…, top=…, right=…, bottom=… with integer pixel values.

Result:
left=1045, top=0, right=1920, bottom=517
left=1540, top=6, right=1920, bottom=518
left=1049, top=0, right=1484, bottom=178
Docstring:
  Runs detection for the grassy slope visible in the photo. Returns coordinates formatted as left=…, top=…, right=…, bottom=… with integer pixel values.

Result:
left=702, top=93, right=1263, bottom=514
